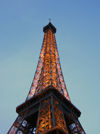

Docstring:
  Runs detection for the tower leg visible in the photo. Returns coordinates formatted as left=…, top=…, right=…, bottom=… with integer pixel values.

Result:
left=8, top=116, right=23, bottom=134
left=75, top=120, right=86, bottom=134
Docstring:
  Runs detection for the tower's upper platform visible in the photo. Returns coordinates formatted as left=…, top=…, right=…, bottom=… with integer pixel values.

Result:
left=43, top=22, right=56, bottom=33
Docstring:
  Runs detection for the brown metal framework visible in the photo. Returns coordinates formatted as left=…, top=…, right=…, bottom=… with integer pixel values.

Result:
left=8, top=22, right=86, bottom=134
left=8, top=86, right=85, bottom=134
left=26, top=22, right=70, bottom=101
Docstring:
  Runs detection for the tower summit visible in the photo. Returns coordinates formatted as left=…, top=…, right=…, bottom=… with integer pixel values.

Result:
left=8, top=22, right=85, bottom=134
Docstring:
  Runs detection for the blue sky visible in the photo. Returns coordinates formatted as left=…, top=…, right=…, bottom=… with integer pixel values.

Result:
left=0, top=0, right=100, bottom=133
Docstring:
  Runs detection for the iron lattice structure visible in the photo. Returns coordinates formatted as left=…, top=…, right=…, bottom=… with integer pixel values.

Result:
left=8, top=22, right=86, bottom=134
left=26, top=23, right=70, bottom=101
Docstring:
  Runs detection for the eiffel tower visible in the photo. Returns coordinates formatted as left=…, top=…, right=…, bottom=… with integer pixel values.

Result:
left=8, top=22, right=86, bottom=134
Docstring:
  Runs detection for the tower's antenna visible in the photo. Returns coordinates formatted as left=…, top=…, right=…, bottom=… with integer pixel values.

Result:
left=49, top=18, right=51, bottom=23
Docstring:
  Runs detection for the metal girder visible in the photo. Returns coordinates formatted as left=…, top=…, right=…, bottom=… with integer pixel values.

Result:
left=8, top=87, right=85, bottom=134
left=26, top=23, right=70, bottom=101
left=8, top=22, right=85, bottom=134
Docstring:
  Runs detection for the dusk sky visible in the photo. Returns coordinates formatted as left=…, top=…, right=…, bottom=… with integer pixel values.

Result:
left=0, top=0, right=100, bottom=133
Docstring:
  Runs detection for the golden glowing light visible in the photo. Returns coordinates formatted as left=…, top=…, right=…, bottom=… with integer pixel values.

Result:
left=27, top=29, right=70, bottom=101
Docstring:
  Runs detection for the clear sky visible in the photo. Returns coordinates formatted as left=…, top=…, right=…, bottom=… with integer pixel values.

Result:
left=0, top=0, right=100, bottom=133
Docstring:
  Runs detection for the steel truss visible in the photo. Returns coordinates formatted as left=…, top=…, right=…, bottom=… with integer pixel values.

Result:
left=8, top=22, right=86, bottom=134
left=8, top=86, right=85, bottom=134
